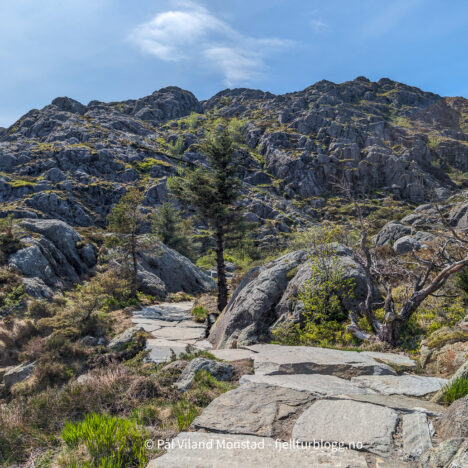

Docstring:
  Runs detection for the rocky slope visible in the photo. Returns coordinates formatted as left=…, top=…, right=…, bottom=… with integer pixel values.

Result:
left=1, top=78, right=467, bottom=247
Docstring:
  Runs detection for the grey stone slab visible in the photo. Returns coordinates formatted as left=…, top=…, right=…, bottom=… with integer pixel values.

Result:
left=193, top=383, right=313, bottom=437
left=147, top=432, right=369, bottom=468
left=334, top=393, right=444, bottom=416
left=292, top=399, right=399, bottom=456
left=132, top=318, right=180, bottom=327
left=134, top=302, right=193, bottom=322
left=177, top=320, right=206, bottom=329
left=210, top=349, right=256, bottom=362
left=361, top=351, right=416, bottom=369
left=239, top=373, right=377, bottom=397
left=351, top=375, right=447, bottom=397
left=136, top=323, right=162, bottom=333
left=146, top=339, right=189, bottom=363
left=246, top=344, right=396, bottom=378
left=152, top=325, right=206, bottom=341
left=402, top=412, right=432, bottom=459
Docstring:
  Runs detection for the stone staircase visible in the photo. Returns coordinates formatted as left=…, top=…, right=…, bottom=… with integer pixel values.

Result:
left=138, top=305, right=459, bottom=467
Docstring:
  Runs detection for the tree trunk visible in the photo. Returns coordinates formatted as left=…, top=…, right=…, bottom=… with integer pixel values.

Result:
left=378, top=317, right=403, bottom=346
left=215, top=227, right=228, bottom=312
left=131, top=233, right=138, bottom=298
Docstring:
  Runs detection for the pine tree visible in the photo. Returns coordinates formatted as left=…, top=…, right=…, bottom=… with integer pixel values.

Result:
left=107, top=188, right=145, bottom=297
left=167, top=128, right=243, bottom=311
left=152, top=202, right=193, bottom=258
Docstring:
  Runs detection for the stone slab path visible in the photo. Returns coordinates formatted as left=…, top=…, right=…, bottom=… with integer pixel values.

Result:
left=132, top=302, right=212, bottom=363
left=141, top=316, right=449, bottom=467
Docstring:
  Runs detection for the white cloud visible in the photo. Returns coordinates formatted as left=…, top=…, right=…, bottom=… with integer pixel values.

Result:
left=310, top=19, right=329, bottom=33
left=129, top=2, right=292, bottom=86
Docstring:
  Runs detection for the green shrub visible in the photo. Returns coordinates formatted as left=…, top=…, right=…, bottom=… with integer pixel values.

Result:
left=0, top=268, right=25, bottom=316
left=61, top=413, right=148, bottom=467
left=191, top=305, right=209, bottom=322
left=27, top=299, right=51, bottom=320
left=0, top=233, right=23, bottom=256
left=168, top=136, right=185, bottom=157
left=441, top=376, right=468, bottom=405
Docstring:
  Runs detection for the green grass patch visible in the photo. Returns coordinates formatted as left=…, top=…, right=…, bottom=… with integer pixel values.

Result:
left=61, top=413, right=149, bottom=467
left=191, top=305, right=209, bottom=322
left=441, top=376, right=468, bottom=405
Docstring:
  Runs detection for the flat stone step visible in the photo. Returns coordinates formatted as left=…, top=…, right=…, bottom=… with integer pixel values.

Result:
left=292, top=399, right=399, bottom=457
left=134, top=302, right=193, bottom=322
left=351, top=375, right=447, bottom=397
left=211, top=348, right=257, bottom=361
left=147, top=432, right=369, bottom=468
left=402, top=412, right=433, bottom=459
left=245, top=344, right=396, bottom=378
left=132, top=301, right=211, bottom=363
left=239, top=373, right=377, bottom=398
left=193, top=383, right=313, bottom=437
left=334, top=393, right=444, bottom=416
left=153, top=326, right=206, bottom=341
left=361, top=351, right=416, bottom=369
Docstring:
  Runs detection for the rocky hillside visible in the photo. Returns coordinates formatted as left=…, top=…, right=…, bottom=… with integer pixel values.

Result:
left=1, top=78, right=467, bottom=247
left=1, top=78, right=467, bottom=468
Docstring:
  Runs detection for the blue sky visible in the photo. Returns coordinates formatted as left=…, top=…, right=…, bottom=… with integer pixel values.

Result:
left=1, top=0, right=467, bottom=127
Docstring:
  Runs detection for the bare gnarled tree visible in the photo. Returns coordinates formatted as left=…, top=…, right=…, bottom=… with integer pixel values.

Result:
left=337, top=181, right=468, bottom=347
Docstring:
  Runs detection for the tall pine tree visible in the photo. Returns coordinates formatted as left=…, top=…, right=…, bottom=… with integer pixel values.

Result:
left=167, top=128, right=242, bottom=311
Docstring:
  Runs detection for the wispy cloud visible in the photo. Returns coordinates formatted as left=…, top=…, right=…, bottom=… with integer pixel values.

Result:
left=309, top=19, right=329, bottom=33
left=129, top=1, right=292, bottom=86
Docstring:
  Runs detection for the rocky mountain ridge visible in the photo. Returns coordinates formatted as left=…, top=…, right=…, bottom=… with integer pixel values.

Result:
left=0, top=78, right=467, bottom=248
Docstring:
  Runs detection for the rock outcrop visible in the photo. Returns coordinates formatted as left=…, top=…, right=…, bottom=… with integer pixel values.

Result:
left=209, top=245, right=371, bottom=349
left=209, top=250, right=308, bottom=348
left=9, top=218, right=97, bottom=297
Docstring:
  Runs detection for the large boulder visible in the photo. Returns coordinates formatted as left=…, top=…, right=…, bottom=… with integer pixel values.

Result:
left=374, top=221, right=411, bottom=246
left=138, top=244, right=215, bottom=297
left=393, top=235, right=421, bottom=254
left=274, top=244, right=370, bottom=327
left=419, top=438, right=468, bottom=468
left=419, top=322, right=468, bottom=375
left=209, top=250, right=308, bottom=348
left=210, top=245, right=373, bottom=349
left=436, top=396, right=468, bottom=440
left=9, top=218, right=97, bottom=296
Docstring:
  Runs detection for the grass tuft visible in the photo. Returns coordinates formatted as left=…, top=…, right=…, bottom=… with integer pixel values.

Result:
left=441, top=376, right=468, bottom=405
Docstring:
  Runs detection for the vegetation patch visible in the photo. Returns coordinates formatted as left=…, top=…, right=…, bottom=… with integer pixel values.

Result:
left=60, top=412, right=149, bottom=467
left=441, top=376, right=468, bottom=405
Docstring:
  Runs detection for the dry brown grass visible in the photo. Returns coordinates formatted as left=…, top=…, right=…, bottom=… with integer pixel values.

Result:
left=0, top=319, right=36, bottom=366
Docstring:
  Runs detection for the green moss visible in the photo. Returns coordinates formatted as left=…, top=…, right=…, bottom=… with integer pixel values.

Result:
left=133, top=158, right=172, bottom=173
left=426, top=330, right=468, bottom=350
